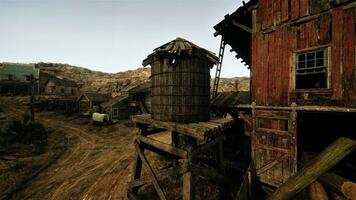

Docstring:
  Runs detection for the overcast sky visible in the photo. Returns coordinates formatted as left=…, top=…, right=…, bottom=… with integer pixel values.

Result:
left=0, top=0, right=250, bottom=77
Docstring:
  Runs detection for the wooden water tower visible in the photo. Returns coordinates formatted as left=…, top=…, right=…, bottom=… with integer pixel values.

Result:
left=143, top=37, right=219, bottom=123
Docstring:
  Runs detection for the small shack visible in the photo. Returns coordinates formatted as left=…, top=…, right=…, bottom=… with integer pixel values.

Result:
left=77, top=92, right=111, bottom=115
left=43, top=76, right=79, bottom=96
left=101, top=95, right=131, bottom=121
left=0, top=63, right=40, bottom=95
left=127, top=82, right=151, bottom=114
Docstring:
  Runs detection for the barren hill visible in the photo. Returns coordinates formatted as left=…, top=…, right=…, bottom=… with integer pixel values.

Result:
left=36, top=62, right=249, bottom=96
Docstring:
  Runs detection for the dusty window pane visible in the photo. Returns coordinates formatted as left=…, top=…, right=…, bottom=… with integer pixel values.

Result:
left=296, top=48, right=327, bottom=89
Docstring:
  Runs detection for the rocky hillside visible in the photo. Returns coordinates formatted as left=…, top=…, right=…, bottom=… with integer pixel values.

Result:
left=36, top=62, right=249, bottom=96
left=37, top=62, right=150, bottom=97
left=213, top=77, right=250, bottom=92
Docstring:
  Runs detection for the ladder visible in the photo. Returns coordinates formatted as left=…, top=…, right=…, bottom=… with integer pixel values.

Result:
left=212, top=37, right=226, bottom=98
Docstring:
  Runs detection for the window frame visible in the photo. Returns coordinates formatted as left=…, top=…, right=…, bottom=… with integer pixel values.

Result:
left=290, top=45, right=331, bottom=92
left=112, top=108, right=119, bottom=117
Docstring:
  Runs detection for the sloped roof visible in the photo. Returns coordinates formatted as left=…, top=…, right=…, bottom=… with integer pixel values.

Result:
left=142, top=37, right=219, bottom=66
left=79, top=92, right=111, bottom=102
left=101, top=94, right=130, bottom=108
left=214, top=0, right=257, bottom=67
left=211, top=91, right=250, bottom=108
left=127, top=81, right=151, bottom=94
left=47, top=76, right=78, bottom=87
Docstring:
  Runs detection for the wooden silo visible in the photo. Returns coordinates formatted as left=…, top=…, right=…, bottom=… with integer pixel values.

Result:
left=143, top=37, right=219, bottom=123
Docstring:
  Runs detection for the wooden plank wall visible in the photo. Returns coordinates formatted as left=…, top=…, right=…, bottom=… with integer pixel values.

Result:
left=252, top=0, right=356, bottom=107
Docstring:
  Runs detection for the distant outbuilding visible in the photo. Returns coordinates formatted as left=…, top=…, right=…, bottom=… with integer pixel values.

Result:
left=77, top=92, right=111, bottom=115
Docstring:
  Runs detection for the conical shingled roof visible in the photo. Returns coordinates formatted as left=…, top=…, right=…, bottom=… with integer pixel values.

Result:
left=142, top=37, right=219, bottom=66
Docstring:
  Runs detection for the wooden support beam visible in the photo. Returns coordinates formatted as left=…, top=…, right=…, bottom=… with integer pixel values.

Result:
left=128, top=166, right=182, bottom=189
left=236, top=103, right=356, bottom=113
left=127, top=190, right=140, bottom=200
left=191, top=165, right=229, bottom=184
left=217, top=141, right=226, bottom=200
left=130, top=152, right=143, bottom=194
left=138, top=136, right=187, bottom=158
left=135, top=143, right=167, bottom=200
left=183, top=170, right=195, bottom=200
left=183, top=146, right=195, bottom=200
left=192, top=135, right=225, bottom=156
left=268, top=137, right=356, bottom=200
left=145, top=128, right=167, bottom=136
left=172, top=131, right=179, bottom=166
left=231, top=20, right=252, bottom=33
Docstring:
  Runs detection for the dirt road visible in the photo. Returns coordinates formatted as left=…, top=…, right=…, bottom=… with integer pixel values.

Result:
left=1, top=97, right=136, bottom=200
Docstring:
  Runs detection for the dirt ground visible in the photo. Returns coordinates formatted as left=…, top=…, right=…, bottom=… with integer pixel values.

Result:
left=0, top=97, right=137, bottom=200
left=0, top=97, right=225, bottom=200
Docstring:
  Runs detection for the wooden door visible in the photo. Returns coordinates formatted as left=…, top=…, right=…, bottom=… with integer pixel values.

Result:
left=251, top=106, right=297, bottom=187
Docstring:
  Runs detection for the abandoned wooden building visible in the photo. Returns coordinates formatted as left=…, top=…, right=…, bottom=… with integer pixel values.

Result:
left=214, top=0, right=356, bottom=194
left=42, top=75, right=79, bottom=96
left=101, top=94, right=130, bottom=121
left=0, top=63, right=40, bottom=95
left=77, top=92, right=111, bottom=115
left=127, top=82, right=151, bottom=114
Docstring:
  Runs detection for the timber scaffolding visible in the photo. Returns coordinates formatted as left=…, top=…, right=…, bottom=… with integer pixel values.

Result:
left=127, top=114, right=234, bottom=200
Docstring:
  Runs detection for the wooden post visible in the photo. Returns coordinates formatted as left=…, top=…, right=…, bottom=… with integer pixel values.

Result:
left=172, top=131, right=179, bottom=166
left=268, top=137, right=356, bottom=200
left=135, top=143, right=167, bottom=200
left=130, top=124, right=148, bottom=194
left=217, top=140, right=226, bottom=199
left=182, top=162, right=195, bottom=200
left=183, top=144, right=195, bottom=200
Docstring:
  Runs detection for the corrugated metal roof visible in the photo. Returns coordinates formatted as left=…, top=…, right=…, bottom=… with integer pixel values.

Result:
left=142, top=37, right=219, bottom=66
left=211, top=91, right=250, bottom=108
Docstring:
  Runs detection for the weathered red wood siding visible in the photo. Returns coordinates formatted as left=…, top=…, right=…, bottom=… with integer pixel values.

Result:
left=252, top=0, right=356, bottom=107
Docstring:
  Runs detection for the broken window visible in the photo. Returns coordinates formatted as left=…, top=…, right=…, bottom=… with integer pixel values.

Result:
left=296, top=49, right=327, bottom=89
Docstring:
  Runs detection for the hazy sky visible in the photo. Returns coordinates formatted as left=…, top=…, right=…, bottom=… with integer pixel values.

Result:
left=0, top=0, right=250, bottom=77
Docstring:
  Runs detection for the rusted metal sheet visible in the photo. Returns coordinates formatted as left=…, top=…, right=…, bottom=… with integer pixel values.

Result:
left=252, top=107, right=297, bottom=187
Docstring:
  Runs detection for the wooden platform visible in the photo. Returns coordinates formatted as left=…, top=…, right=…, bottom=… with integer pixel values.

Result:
left=127, top=115, right=235, bottom=200
left=131, top=114, right=234, bottom=143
